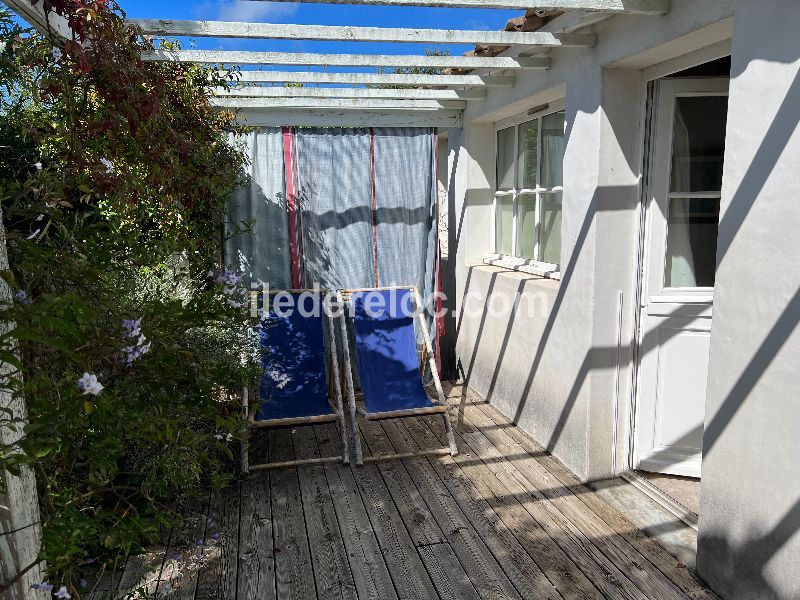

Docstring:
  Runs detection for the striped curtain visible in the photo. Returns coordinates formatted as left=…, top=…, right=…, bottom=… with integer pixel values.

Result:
left=225, top=126, right=440, bottom=322
left=224, top=129, right=291, bottom=289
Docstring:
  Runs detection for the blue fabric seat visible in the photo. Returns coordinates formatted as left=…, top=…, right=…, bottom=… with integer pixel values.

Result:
left=351, top=288, right=437, bottom=415
left=258, top=292, right=334, bottom=421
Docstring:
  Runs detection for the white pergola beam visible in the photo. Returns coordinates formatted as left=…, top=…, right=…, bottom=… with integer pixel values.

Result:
left=215, top=86, right=486, bottom=100
left=225, top=0, right=669, bottom=13
left=236, top=108, right=463, bottom=128
left=145, top=49, right=551, bottom=70
left=4, top=0, right=72, bottom=43
left=132, top=19, right=596, bottom=48
left=226, top=71, right=517, bottom=87
left=211, top=97, right=466, bottom=110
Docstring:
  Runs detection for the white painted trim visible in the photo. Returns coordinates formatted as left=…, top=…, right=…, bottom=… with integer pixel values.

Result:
left=214, top=86, right=486, bottom=101
left=493, top=102, right=566, bottom=266
left=483, top=255, right=561, bottom=280
left=227, top=70, right=517, bottom=88
left=620, top=471, right=699, bottom=531
left=211, top=97, right=465, bottom=110
left=494, top=98, right=566, bottom=131
left=643, top=40, right=732, bottom=82
left=143, top=49, right=551, bottom=70
left=133, top=19, right=596, bottom=48
left=235, top=108, right=463, bottom=128
left=226, top=0, right=670, bottom=13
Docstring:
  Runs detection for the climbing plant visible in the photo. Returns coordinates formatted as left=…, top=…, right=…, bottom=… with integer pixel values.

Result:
left=0, top=1, right=257, bottom=596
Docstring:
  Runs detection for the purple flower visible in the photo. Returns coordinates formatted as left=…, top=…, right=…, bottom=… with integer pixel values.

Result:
left=15, top=290, right=32, bottom=304
left=31, top=582, right=54, bottom=591
left=195, top=539, right=204, bottom=546
left=168, top=550, right=182, bottom=561
left=122, top=318, right=142, bottom=338
left=55, top=586, right=71, bottom=598
left=77, top=372, right=103, bottom=396
left=211, top=532, right=220, bottom=541
left=120, top=319, right=151, bottom=366
left=79, top=578, right=89, bottom=589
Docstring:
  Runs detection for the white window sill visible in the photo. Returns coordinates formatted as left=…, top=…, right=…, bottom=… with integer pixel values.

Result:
left=483, top=255, right=561, bottom=281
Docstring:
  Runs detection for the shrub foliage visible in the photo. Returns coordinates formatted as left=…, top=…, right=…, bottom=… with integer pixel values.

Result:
left=0, top=1, right=256, bottom=594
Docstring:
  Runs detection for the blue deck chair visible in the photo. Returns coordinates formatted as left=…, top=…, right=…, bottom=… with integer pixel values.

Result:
left=338, top=286, right=458, bottom=465
left=241, top=290, right=349, bottom=472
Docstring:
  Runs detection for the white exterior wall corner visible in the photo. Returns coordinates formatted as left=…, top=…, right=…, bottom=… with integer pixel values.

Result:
left=585, top=68, right=644, bottom=481
left=697, top=1, right=800, bottom=599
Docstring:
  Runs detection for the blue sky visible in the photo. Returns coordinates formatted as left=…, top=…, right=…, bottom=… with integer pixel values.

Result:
left=120, top=0, right=523, bottom=71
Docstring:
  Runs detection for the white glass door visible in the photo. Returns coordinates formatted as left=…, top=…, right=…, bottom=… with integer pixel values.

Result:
left=634, top=78, right=729, bottom=477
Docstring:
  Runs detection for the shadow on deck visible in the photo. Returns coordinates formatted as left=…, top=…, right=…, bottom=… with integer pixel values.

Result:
left=104, top=384, right=717, bottom=600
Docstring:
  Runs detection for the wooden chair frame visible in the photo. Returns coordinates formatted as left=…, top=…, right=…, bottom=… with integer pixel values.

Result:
left=337, top=286, right=458, bottom=466
left=241, top=290, right=350, bottom=472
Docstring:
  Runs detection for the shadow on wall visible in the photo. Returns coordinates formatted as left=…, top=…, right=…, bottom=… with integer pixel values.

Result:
left=446, top=44, right=800, bottom=600
left=700, top=500, right=800, bottom=600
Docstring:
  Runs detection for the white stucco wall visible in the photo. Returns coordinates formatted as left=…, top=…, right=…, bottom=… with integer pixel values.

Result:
left=451, top=2, right=799, bottom=596
left=450, top=0, right=734, bottom=481
left=697, top=2, right=800, bottom=598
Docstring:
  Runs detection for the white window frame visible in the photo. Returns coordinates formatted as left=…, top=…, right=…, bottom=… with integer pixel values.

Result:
left=487, top=100, right=565, bottom=279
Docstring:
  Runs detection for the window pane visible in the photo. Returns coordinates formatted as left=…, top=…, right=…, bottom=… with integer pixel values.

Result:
left=540, top=192, right=562, bottom=265
left=495, top=195, right=514, bottom=255
left=496, top=127, right=515, bottom=191
left=517, top=193, right=537, bottom=259
left=670, top=96, right=728, bottom=193
left=517, top=120, right=539, bottom=190
left=665, top=197, right=720, bottom=287
left=541, top=111, right=565, bottom=189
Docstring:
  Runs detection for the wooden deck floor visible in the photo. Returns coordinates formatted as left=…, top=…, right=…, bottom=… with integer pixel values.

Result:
left=108, top=385, right=717, bottom=600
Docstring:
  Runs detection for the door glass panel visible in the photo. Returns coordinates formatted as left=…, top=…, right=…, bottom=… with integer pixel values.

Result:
left=517, top=193, right=537, bottom=259
left=540, top=192, right=562, bottom=265
left=517, top=120, right=538, bottom=190
left=496, top=127, right=515, bottom=191
left=670, top=96, right=728, bottom=192
left=665, top=197, right=720, bottom=288
left=541, top=111, right=566, bottom=189
left=495, top=195, right=514, bottom=255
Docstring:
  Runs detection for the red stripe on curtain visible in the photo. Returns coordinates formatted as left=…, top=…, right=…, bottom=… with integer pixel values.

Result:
left=433, top=128, right=444, bottom=372
left=370, top=127, right=380, bottom=288
left=284, top=127, right=301, bottom=288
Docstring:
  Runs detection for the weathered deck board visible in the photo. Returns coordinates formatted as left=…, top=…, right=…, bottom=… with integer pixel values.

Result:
left=453, top=393, right=688, bottom=600
left=269, top=429, right=316, bottom=600
left=469, top=396, right=718, bottom=600
left=406, top=413, right=606, bottom=600
left=374, top=418, right=524, bottom=600
left=351, top=421, right=442, bottom=600
left=417, top=542, right=481, bottom=600
left=292, top=426, right=358, bottom=600
left=356, top=416, right=446, bottom=547
left=111, top=384, right=716, bottom=600
left=315, top=423, right=399, bottom=600
left=194, top=483, right=240, bottom=600
left=388, top=417, right=562, bottom=600
left=237, top=431, right=276, bottom=600
left=418, top=409, right=649, bottom=600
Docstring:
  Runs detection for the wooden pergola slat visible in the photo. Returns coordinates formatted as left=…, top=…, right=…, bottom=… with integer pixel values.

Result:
left=237, top=108, right=463, bottom=127
left=226, top=71, right=517, bottom=87
left=215, top=86, right=486, bottom=100
left=132, top=19, right=596, bottom=48
left=211, top=97, right=467, bottom=110
left=144, top=49, right=551, bottom=70
left=221, top=0, right=670, bottom=13
left=3, top=0, right=72, bottom=43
